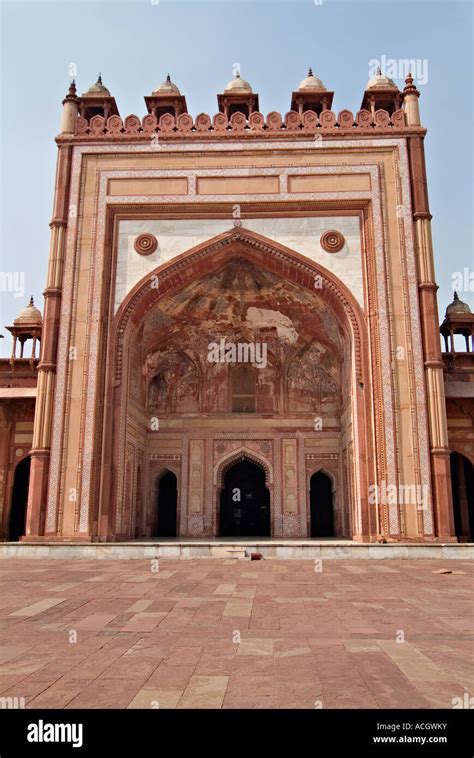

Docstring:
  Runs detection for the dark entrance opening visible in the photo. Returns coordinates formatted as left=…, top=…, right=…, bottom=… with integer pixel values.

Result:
left=310, top=471, right=335, bottom=537
left=9, top=456, right=31, bottom=541
left=450, top=452, right=474, bottom=541
left=156, top=471, right=177, bottom=537
left=220, top=459, right=270, bottom=537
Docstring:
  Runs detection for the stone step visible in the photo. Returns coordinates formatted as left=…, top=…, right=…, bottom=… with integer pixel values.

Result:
left=0, top=541, right=472, bottom=560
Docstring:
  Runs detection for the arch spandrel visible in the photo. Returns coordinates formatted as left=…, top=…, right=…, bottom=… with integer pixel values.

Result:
left=111, top=227, right=367, bottom=386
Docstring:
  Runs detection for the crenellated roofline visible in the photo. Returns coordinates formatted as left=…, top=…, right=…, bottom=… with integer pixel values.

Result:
left=56, top=106, right=426, bottom=144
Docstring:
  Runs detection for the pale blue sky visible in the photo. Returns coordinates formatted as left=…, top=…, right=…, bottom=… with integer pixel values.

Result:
left=0, top=0, right=472, bottom=357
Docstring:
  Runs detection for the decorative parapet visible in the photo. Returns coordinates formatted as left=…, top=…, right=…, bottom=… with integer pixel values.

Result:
left=59, top=107, right=425, bottom=142
left=0, top=358, right=39, bottom=386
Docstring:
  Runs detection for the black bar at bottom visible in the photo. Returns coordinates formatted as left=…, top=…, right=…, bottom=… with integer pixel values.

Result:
left=0, top=709, right=471, bottom=755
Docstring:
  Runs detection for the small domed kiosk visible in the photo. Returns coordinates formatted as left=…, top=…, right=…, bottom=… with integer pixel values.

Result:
left=440, top=292, right=474, bottom=353
left=6, top=297, right=43, bottom=363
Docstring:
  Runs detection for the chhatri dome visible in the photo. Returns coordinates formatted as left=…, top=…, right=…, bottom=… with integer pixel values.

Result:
left=152, top=74, right=181, bottom=96
left=224, top=71, right=252, bottom=93
left=445, top=291, right=472, bottom=317
left=366, top=67, right=397, bottom=90
left=82, top=74, right=111, bottom=97
left=298, top=67, right=326, bottom=91
left=13, top=297, right=43, bottom=326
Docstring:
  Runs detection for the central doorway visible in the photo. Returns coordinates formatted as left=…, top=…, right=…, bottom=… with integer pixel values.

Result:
left=220, top=459, right=270, bottom=537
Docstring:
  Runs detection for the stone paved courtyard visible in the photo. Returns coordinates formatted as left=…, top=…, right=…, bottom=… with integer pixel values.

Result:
left=0, top=558, right=472, bottom=709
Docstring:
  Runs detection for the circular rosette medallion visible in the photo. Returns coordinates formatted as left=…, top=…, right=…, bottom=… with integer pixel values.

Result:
left=320, top=230, right=345, bottom=253
left=134, top=233, right=158, bottom=256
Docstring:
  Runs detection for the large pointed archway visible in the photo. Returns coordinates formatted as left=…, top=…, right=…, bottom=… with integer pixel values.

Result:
left=99, top=227, right=373, bottom=541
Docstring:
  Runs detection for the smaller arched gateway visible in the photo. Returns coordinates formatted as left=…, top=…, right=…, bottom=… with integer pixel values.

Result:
left=309, top=470, right=335, bottom=538
left=449, top=452, right=474, bottom=541
left=154, top=470, right=178, bottom=538
left=9, top=456, right=31, bottom=541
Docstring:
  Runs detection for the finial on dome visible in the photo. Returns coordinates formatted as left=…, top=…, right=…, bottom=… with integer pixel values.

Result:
left=166, top=73, right=171, bottom=82
left=97, top=73, right=102, bottom=84
left=235, top=71, right=241, bottom=78
left=308, top=66, right=313, bottom=77
left=29, top=295, right=34, bottom=307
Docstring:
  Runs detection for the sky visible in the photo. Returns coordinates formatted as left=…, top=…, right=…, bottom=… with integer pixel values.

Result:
left=0, top=0, right=472, bottom=357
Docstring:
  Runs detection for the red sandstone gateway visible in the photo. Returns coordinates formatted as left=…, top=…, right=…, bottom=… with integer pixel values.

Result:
left=1, top=69, right=473, bottom=544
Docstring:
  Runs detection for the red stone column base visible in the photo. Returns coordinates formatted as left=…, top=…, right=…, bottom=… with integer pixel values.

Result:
left=25, top=448, right=50, bottom=537
left=431, top=449, right=455, bottom=539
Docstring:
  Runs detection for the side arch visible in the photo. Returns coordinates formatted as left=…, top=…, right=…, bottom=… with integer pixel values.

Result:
left=8, top=455, right=31, bottom=541
left=449, top=451, right=473, bottom=541
left=309, top=468, right=336, bottom=538
left=308, top=466, right=337, bottom=492
left=151, top=467, right=179, bottom=538
left=449, top=444, right=474, bottom=467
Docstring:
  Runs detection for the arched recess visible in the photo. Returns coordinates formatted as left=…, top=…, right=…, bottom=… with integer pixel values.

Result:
left=450, top=451, right=474, bottom=541
left=99, top=227, right=373, bottom=541
left=152, top=468, right=178, bottom=538
left=9, top=456, right=31, bottom=541
left=230, top=365, right=258, bottom=413
left=309, top=468, right=336, bottom=538
left=149, top=464, right=181, bottom=537
left=146, top=348, right=202, bottom=414
left=449, top=445, right=474, bottom=468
